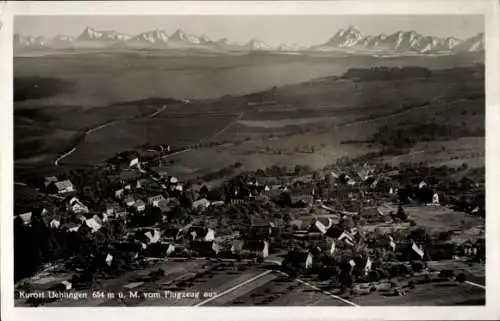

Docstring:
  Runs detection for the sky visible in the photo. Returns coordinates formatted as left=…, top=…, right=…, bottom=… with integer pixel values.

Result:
left=15, top=15, right=484, bottom=47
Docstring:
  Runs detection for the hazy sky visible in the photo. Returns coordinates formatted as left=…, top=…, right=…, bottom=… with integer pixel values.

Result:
left=15, top=15, right=484, bottom=46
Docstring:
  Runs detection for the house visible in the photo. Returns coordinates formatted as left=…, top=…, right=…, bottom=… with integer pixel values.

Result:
left=148, top=195, right=165, bottom=207
left=250, top=219, right=279, bottom=239
left=290, top=194, right=314, bottom=206
left=432, top=193, right=440, bottom=206
left=144, top=229, right=161, bottom=244
left=44, top=176, right=58, bottom=187
left=133, top=200, right=146, bottom=213
left=309, top=217, right=334, bottom=235
left=49, top=219, right=61, bottom=229
left=230, top=198, right=245, bottom=205
left=51, top=180, right=75, bottom=194
left=66, top=223, right=81, bottom=232
left=115, top=208, right=128, bottom=219
left=231, top=239, right=245, bottom=254
left=105, top=201, right=120, bottom=216
left=169, top=176, right=179, bottom=184
left=17, top=212, right=33, bottom=226
left=192, top=198, right=211, bottom=210
left=85, top=217, right=102, bottom=233
left=347, top=179, right=357, bottom=186
left=186, top=226, right=215, bottom=242
left=129, top=157, right=140, bottom=168
left=158, top=200, right=171, bottom=213
left=115, top=189, right=125, bottom=199
left=137, top=178, right=155, bottom=190
left=163, top=227, right=181, bottom=241
left=124, top=195, right=135, bottom=207
left=69, top=197, right=89, bottom=214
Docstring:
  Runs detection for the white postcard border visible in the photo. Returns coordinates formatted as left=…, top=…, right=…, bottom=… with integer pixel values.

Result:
left=1, top=1, right=499, bottom=320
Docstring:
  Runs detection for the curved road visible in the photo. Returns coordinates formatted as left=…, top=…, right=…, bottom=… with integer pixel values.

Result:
left=54, top=105, right=167, bottom=166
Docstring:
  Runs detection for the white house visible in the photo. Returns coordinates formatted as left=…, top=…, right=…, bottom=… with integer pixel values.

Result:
left=69, top=197, right=89, bottom=214
left=49, top=219, right=61, bottom=229
left=53, top=180, right=75, bottom=194
left=85, top=218, right=102, bottom=233
left=129, top=158, right=139, bottom=168
left=432, top=192, right=440, bottom=206
left=61, top=280, right=72, bottom=290
left=18, top=212, right=33, bottom=226
left=115, top=189, right=125, bottom=199
left=148, top=195, right=165, bottom=207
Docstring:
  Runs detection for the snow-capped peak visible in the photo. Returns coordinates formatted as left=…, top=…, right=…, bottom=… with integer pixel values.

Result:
left=325, top=25, right=363, bottom=48
left=170, top=29, right=201, bottom=44
left=78, top=26, right=132, bottom=41
left=245, top=38, right=271, bottom=50
left=14, top=33, right=47, bottom=47
left=277, top=43, right=303, bottom=52
left=199, top=34, right=212, bottom=44
left=132, top=29, right=169, bottom=43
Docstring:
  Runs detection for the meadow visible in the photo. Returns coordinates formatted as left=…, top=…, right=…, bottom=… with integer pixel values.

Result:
left=14, top=52, right=485, bottom=181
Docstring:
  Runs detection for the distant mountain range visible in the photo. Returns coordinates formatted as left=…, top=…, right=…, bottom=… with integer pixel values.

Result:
left=14, top=26, right=484, bottom=55
left=310, top=26, right=483, bottom=54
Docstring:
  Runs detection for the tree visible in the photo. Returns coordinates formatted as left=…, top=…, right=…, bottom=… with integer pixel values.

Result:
left=199, top=185, right=209, bottom=198
left=180, top=193, right=193, bottom=209
left=456, top=273, right=467, bottom=283
left=411, top=261, right=425, bottom=273
left=339, top=270, right=354, bottom=290
left=407, top=228, right=430, bottom=243
left=397, top=204, right=408, bottom=221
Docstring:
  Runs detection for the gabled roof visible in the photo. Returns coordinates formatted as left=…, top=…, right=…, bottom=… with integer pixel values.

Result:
left=193, top=198, right=210, bottom=208
left=134, top=199, right=146, bottom=207
left=18, top=212, right=33, bottom=225
left=44, top=176, right=58, bottom=186
left=54, top=180, right=74, bottom=190
left=148, top=194, right=165, bottom=201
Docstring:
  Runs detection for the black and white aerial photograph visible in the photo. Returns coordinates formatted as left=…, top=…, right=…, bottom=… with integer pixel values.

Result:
left=12, top=13, right=486, bottom=307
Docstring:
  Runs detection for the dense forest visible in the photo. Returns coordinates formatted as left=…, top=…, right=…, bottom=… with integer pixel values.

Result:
left=372, top=122, right=484, bottom=149
left=342, top=65, right=483, bottom=82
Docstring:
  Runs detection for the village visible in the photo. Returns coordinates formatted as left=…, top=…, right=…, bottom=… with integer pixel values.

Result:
left=13, top=142, right=486, bottom=306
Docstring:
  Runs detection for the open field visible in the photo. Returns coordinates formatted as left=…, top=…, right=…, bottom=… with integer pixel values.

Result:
left=405, top=206, right=484, bottom=235
left=218, top=273, right=353, bottom=306
left=350, top=280, right=484, bottom=306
